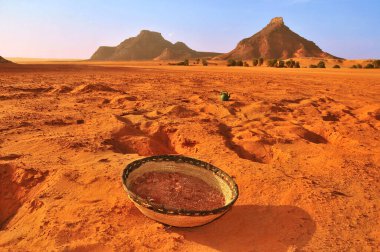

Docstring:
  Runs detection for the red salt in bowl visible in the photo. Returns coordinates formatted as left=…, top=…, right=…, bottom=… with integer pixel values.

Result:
left=122, top=155, right=239, bottom=227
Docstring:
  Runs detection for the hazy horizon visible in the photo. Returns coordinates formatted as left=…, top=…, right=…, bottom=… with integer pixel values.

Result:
left=0, top=0, right=379, bottom=59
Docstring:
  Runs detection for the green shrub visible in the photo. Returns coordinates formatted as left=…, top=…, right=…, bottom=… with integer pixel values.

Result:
left=351, top=64, right=363, bottom=69
left=278, top=60, right=285, bottom=68
left=252, top=59, right=259, bottom=66
left=295, top=62, right=300, bottom=68
left=333, top=65, right=340, bottom=68
left=227, top=59, right=236, bottom=67
left=373, top=60, right=380, bottom=68
left=317, top=61, right=326, bottom=68
left=183, top=59, right=189, bottom=66
left=195, top=58, right=200, bottom=64
left=258, top=57, right=264, bottom=66
left=202, top=59, right=208, bottom=66
left=236, top=60, right=244, bottom=66
left=170, top=60, right=188, bottom=66
left=309, top=64, right=318, bottom=68
left=286, top=59, right=296, bottom=68
left=364, top=63, right=374, bottom=69
left=267, top=59, right=278, bottom=67
left=243, top=61, right=249, bottom=67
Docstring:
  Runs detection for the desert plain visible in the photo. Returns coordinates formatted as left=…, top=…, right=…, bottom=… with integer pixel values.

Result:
left=0, top=61, right=379, bottom=251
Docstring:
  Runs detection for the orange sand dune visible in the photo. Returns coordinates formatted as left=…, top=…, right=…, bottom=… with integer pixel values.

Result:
left=0, top=63, right=379, bottom=251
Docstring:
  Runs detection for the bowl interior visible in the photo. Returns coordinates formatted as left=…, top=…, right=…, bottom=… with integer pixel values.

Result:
left=125, top=160, right=235, bottom=209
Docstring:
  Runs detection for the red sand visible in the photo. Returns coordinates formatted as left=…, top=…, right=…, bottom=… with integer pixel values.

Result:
left=0, top=62, right=379, bottom=251
left=130, top=171, right=225, bottom=211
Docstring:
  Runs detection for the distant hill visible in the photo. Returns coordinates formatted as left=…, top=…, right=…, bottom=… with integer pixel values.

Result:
left=154, top=41, right=219, bottom=60
left=217, top=17, right=340, bottom=60
left=0, top=56, right=14, bottom=64
left=154, top=42, right=194, bottom=60
left=90, top=30, right=220, bottom=61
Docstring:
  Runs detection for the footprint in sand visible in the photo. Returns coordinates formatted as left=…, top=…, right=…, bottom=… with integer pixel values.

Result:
left=290, top=126, right=328, bottom=144
left=72, top=83, right=121, bottom=94
left=105, top=115, right=177, bottom=156
left=218, top=123, right=273, bottom=163
left=0, top=164, right=48, bottom=229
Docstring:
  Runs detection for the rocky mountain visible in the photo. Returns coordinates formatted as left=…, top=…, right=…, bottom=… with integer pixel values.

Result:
left=90, top=30, right=220, bottom=61
left=217, top=17, right=339, bottom=60
left=154, top=42, right=195, bottom=60
left=154, top=41, right=219, bottom=60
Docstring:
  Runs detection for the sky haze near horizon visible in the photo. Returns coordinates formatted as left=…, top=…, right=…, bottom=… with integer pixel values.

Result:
left=0, top=0, right=379, bottom=59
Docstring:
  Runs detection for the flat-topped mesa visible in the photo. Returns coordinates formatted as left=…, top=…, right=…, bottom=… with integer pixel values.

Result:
left=139, top=29, right=159, bottom=35
left=269, top=17, right=284, bottom=26
left=137, top=30, right=164, bottom=39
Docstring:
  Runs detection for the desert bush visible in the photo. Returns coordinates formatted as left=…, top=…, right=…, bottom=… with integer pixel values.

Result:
left=333, top=65, right=340, bottom=68
left=309, top=64, right=318, bottom=68
left=267, top=59, right=278, bottom=67
left=252, top=59, right=259, bottom=66
left=183, top=59, right=189, bottom=66
left=195, top=58, right=200, bottom=64
left=278, top=60, right=285, bottom=68
left=243, top=61, right=249, bottom=67
left=373, top=60, right=380, bottom=68
left=351, top=64, right=363, bottom=69
left=295, top=62, right=300, bottom=68
left=364, top=63, right=374, bottom=69
left=258, top=57, right=264, bottom=66
left=235, top=60, right=243, bottom=66
left=227, top=59, right=236, bottom=67
left=202, top=59, right=208, bottom=66
left=169, top=60, right=188, bottom=66
left=317, top=61, right=326, bottom=68
left=286, top=59, right=296, bottom=68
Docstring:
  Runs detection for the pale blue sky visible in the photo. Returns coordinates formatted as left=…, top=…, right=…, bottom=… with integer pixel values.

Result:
left=0, top=0, right=379, bottom=59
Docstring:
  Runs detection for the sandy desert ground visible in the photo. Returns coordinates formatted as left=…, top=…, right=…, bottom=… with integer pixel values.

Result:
left=0, top=62, right=379, bottom=251
left=8, top=57, right=376, bottom=69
